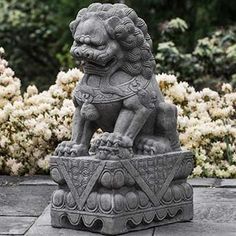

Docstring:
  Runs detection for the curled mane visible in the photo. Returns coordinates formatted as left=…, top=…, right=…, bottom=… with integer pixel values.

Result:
left=70, top=3, right=156, bottom=80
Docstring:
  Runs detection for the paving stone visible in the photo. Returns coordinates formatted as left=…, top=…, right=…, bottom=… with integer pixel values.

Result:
left=0, top=185, right=57, bottom=216
left=19, top=178, right=56, bottom=186
left=0, top=176, right=23, bottom=186
left=194, top=187, right=236, bottom=204
left=187, top=178, right=216, bottom=187
left=193, top=188, right=236, bottom=223
left=220, top=179, right=236, bottom=188
left=0, top=216, right=36, bottom=235
left=153, top=222, right=236, bottom=236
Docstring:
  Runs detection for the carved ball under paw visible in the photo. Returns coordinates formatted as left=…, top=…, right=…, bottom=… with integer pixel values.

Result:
left=54, top=141, right=88, bottom=157
left=90, top=132, right=134, bottom=160
left=135, top=136, right=172, bottom=155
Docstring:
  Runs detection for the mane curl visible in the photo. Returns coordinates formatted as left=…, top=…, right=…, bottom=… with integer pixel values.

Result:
left=70, top=3, right=156, bottom=80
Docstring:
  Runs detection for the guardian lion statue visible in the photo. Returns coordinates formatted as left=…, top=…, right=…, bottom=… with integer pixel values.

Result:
left=54, top=3, right=181, bottom=159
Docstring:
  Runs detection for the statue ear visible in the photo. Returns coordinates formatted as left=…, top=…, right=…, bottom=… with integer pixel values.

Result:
left=69, top=20, right=77, bottom=36
left=105, top=16, right=121, bottom=39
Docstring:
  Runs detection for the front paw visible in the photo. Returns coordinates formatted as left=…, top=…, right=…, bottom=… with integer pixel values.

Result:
left=90, top=132, right=134, bottom=160
left=54, top=141, right=88, bottom=157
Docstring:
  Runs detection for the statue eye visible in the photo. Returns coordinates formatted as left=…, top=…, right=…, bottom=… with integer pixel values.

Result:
left=96, top=45, right=106, bottom=50
left=74, top=39, right=82, bottom=46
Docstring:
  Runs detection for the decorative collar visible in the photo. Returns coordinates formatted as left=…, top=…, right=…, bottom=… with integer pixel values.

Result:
left=74, top=75, right=150, bottom=104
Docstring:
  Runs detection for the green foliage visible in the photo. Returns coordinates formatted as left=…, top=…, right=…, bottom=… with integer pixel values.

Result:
left=160, top=18, right=188, bottom=41
left=156, top=19, right=236, bottom=90
left=1, top=0, right=236, bottom=90
left=0, top=0, right=61, bottom=91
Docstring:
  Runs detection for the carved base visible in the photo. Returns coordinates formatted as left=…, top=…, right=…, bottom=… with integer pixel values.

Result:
left=50, top=151, right=194, bottom=235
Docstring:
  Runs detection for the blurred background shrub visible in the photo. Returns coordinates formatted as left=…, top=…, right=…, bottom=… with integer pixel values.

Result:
left=1, top=49, right=235, bottom=176
left=0, top=0, right=235, bottom=91
left=156, top=19, right=236, bottom=90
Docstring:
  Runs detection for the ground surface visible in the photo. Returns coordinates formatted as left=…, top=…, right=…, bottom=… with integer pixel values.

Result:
left=0, top=176, right=236, bottom=236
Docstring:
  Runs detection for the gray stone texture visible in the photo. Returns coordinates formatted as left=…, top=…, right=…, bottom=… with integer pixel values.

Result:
left=26, top=187, right=236, bottom=236
left=0, top=185, right=56, bottom=216
left=0, top=216, right=36, bottom=235
left=50, top=3, right=193, bottom=234
left=0, top=176, right=235, bottom=235
left=54, top=2, right=181, bottom=160
left=0, top=177, right=57, bottom=235
left=50, top=151, right=194, bottom=234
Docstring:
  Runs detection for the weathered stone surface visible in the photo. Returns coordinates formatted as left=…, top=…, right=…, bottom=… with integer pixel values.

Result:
left=1, top=175, right=236, bottom=235
left=50, top=151, right=193, bottom=235
left=26, top=205, right=154, bottom=236
left=0, top=216, right=36, bottom=235
left=0, top=185, right=57, bottom=216
left=0, top=175, right=56, bottom=187
left=19, top=178, right=56, bottom=186
left=153, top=222, right=236, bottom=236
left=220, top=179, right=236, bottom=188
left=187, top=178, right=215, bottom=187
left=27, top=187, right=236, bottom=236
left=50, top=3, right=193, bottom=235
left=193, top=188, right=236, bottom=223
left=54, top=2, right=181, bottom=161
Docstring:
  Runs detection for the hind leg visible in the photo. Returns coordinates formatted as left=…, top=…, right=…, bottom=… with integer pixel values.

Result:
left=155, top=102, right=181, bottom=151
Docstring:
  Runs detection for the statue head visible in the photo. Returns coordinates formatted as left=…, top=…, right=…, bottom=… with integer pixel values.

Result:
left=70, top=3, right=155, bottom=79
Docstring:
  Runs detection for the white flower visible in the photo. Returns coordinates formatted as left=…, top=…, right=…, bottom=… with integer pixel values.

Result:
left=0, top=109, right=8, bottom=123
left=6, top=158, right=23, bottom=175
left=192, top=166, right=203, bottom=176
left=44, top=129, right=52, bottom=140
left=227, top=165, right=236, bottom=175
left=37, top=155, right=50, bottom=171
left=0, top=47, right=4, bottom=54
left=26, top=85, right=38, bottom=96
left=221, top=83, right=232, bottom=93
left=156, top=73, right=177, bottom=84
left=168, top=83, right=187, bottom=102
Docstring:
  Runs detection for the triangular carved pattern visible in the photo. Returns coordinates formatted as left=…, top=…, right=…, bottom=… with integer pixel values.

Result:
left=62, top=159, right=100, bottom=197
left=130, top=155, right=177, bottom=196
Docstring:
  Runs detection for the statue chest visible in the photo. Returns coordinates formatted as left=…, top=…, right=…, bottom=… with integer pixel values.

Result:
left=73, top=74, right=150, bottom=104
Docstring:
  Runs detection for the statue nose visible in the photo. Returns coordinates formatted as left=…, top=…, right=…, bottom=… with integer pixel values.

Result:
left=83, top=50, right=93, bottom=59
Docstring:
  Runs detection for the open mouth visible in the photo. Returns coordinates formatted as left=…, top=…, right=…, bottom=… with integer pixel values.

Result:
left=84, top=57, right=116, bottom=70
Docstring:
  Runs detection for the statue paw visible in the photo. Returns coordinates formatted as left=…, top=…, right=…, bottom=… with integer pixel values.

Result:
left=135, top=136, right=172, bottom=155
left=54, top=141, right=88, bottom=157
left=91, top=132, right=133, bottom=160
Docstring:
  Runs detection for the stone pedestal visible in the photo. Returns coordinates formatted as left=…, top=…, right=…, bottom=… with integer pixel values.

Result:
left=50, top=151, right=193, bottom=235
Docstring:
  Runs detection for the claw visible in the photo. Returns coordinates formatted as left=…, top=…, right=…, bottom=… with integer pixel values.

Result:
left=64, top=152, right=70, bottom=157
left=107, top=141, right=112, bottom=147
left=143, top=150, right=149, bottom=155
left=71, top=151, right=77, bottom=157
left=150, top=149, right=154, bottom=155
left=58, top=150, right=63, bottom=156
left=100, top=140, right=106, bottom=146
left=95, top=139, right=101, bottom=146
left=113, top=142, right=119, bottom=148
left=64, top=146, right=71, bottom=153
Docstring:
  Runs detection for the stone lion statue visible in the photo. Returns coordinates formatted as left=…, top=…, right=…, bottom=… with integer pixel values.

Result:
left=54, top=3, right=181, bottom=159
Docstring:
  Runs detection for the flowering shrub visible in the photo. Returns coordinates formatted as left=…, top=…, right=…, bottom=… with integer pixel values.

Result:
left=157, top=74, right=236, bottom=178
left=156, top=18, right=236, bottom=90
left=0, top=48, right=236, bottom=177
left=0, top=48, right=81, bottom=175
